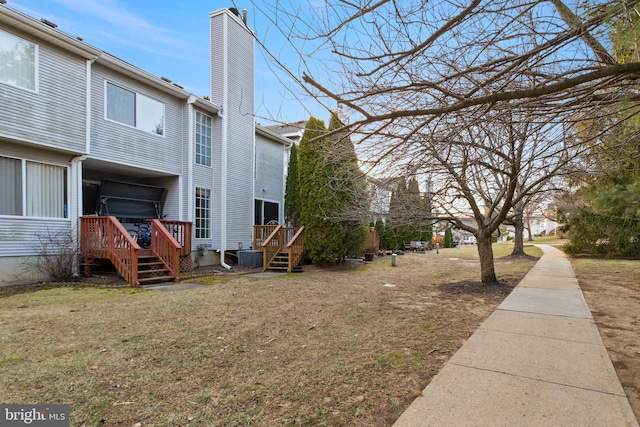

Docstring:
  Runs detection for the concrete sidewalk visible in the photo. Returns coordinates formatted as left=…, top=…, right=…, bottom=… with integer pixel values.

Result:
left=393, top=244, right=639, bottom=426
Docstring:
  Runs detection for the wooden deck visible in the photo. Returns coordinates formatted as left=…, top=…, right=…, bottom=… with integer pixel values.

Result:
left=80, top=216, right=192, bottom=287
left=254, top=225, right=304, bottom=272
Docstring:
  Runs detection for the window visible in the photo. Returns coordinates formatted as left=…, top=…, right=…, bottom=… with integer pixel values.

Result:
left=106, top=82, right=165, bottom=135
left=195, top=112, right=212, bottom=166
left=254, top=200, right=279, bottom=225
left=0, top=157, right=22, bottom=215
left=195, top=187, right=211, bottom=239
left=0, top=156, right=68, bottom=218
left=0, top=29, right=37, bottom=92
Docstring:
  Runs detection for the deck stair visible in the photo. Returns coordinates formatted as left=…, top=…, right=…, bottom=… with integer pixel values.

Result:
left=136, top=249, right=175, bottom=284
left=266, top=252, right=291, bottom=271
left=80, top=216, right=192, bottom=287
left=254, top=225, right=304, bottom=273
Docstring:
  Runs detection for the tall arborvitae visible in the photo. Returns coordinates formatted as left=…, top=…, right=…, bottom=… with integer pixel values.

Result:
left=299, top=116, right=343, bottom=266
left=327, top=113, right=369, bottom=257
left=444, top=227, right=454, bottom=248
left=284, top=142, right=301, bottom=226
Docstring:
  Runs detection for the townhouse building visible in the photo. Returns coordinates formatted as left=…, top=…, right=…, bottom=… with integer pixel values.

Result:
left=0, top=4, right=295, bottom=285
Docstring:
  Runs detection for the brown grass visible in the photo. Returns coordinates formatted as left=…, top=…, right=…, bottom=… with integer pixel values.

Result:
left=0, top=244, right=540, bottom=426
left=570, top=257, right=640, bottom=421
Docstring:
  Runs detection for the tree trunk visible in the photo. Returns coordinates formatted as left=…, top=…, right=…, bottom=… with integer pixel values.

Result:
left=526, top=220, right=533, bottom=241
left=477, top=232, right=497, bottom=284
left=511, top=213, right=525, bottom=256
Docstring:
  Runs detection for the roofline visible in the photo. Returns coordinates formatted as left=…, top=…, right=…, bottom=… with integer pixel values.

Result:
left=187, top=94, right=221, bottom=115
left=256, top=124, right=292, bottom=146
left=97, top=53, right=193, bottom=99
left=0, top=4, right=101, bottom=58
left=0, top=3, right=198, bottom=99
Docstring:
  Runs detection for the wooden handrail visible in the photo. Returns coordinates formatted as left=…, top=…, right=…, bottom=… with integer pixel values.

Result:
left=151, top=219, right=181, bottom=279
left=254, top=225, right=304, bottom=272
left=261, top=225, right=283, bottom=248
left=159, top=220, right=192, bottom=256
left=286, top=226, right=305, bottom=248
left=261, top=225, right=283, bottom=269
left=286, top=226, right=304, bottom=272
left=80, top=216, right=139, bottom=286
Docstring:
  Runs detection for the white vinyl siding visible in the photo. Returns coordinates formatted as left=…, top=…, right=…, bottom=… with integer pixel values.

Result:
left=195, top=187, right=211, bottom=239
left=0, top=29, right=37, bottom=92
left=195, top=112, right=212, bottom=166
left=106, top=81, right=165, bottom=135
left=0, top=156, right=67, bottom=219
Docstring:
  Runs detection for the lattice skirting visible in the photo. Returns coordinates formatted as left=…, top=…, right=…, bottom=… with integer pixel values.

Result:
left=179, top=255, right=194, bottom=273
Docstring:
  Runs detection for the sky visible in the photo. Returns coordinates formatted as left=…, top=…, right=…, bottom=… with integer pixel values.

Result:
left=6, top=0, right=330, bottom=125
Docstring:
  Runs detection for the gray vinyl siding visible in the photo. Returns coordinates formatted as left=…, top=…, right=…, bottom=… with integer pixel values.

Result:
left=0, top=217, right=70, bottom=256
left=255, top=135, right=286, bottom=206
left=0, top=27, right=86, bottom=153
left=191, top=108, right=221, bottom=249
left=148, top=176, right=180, bottom=220
left=223, top=16, right=255, bottom=250
left=0, top=141, right=72, bottom=257
left=210, top=113, right=223, bottom=249
left=90, top=64, right=184, bottom=175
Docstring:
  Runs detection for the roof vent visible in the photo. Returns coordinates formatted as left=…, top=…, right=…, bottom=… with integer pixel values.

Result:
left=160, top=76, right=172, bottom=83
left=76, top=36, right=83, bottom=41
left=172, top=83, right=184, bottom=89
left=203, top=95, right=210, bottom=101
left=229, top=7, right=239, bottom=17
left=0, top=0, right=7, bottom=6
left=40, top=18, right=58, bottom=29
left=242, top=8, right=248, bottom=25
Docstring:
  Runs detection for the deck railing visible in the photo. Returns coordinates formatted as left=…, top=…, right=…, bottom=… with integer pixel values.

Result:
left=160, top=220, right=192, bottom=256
left=80, top=216, right=139, bottom=285
left=151, top=219, right=181, bottom=279
left=286, top=226, right=305, bottom=271
left=257, top=225, right=304, bottom=272
left=254, top=225, right=279, bottom=249
left=261, top=225, right=283, bottom=268
left=80, top=216, right=191, bottom=287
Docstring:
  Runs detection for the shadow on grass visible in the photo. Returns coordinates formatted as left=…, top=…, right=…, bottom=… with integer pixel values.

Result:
left=437, top=279, right=516, bottom=296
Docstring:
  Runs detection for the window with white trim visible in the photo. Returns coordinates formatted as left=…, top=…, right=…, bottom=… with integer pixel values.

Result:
left=195, top=111, right=212, bottom=166
left=106, top=82, right=165, bottom=135
left=195, top=187, right=211, bottom=239
left=0, top=156, right=68, bottom=218
left=0, top=29, right=37, bottom=92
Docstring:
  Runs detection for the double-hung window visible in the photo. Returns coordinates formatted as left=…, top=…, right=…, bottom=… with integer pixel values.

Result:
left=195, top=112, right=212, bottom=166
left=106, top=82, right=165, bottom=135
left=0, top=156, right=68, bottom=218
left=195, top=187, right=211, bottom=239
left=0, top=29, right=37, bottom=92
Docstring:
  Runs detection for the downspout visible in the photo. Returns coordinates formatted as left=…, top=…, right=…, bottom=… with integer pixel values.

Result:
left=218, top=14, right=231, bottom=270
left=186, top=96, right=195, bottom=224
left=218, top=106, right=231, bottom=270
left=72, top=57, right=95, bottom=276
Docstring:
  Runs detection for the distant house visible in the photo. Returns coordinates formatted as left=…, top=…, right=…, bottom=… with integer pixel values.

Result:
left=0, top=5, right=294, bottom=285
left=265, top=120, right=307, bottom=144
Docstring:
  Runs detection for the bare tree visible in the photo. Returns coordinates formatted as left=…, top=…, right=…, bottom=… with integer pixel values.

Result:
left=247, top=0, right=640, bottom=284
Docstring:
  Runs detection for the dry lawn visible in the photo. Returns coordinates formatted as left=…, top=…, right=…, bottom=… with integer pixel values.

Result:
left=1, top=245, right=541, bottom=426
left=571, top=257, right=640, bottom=421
